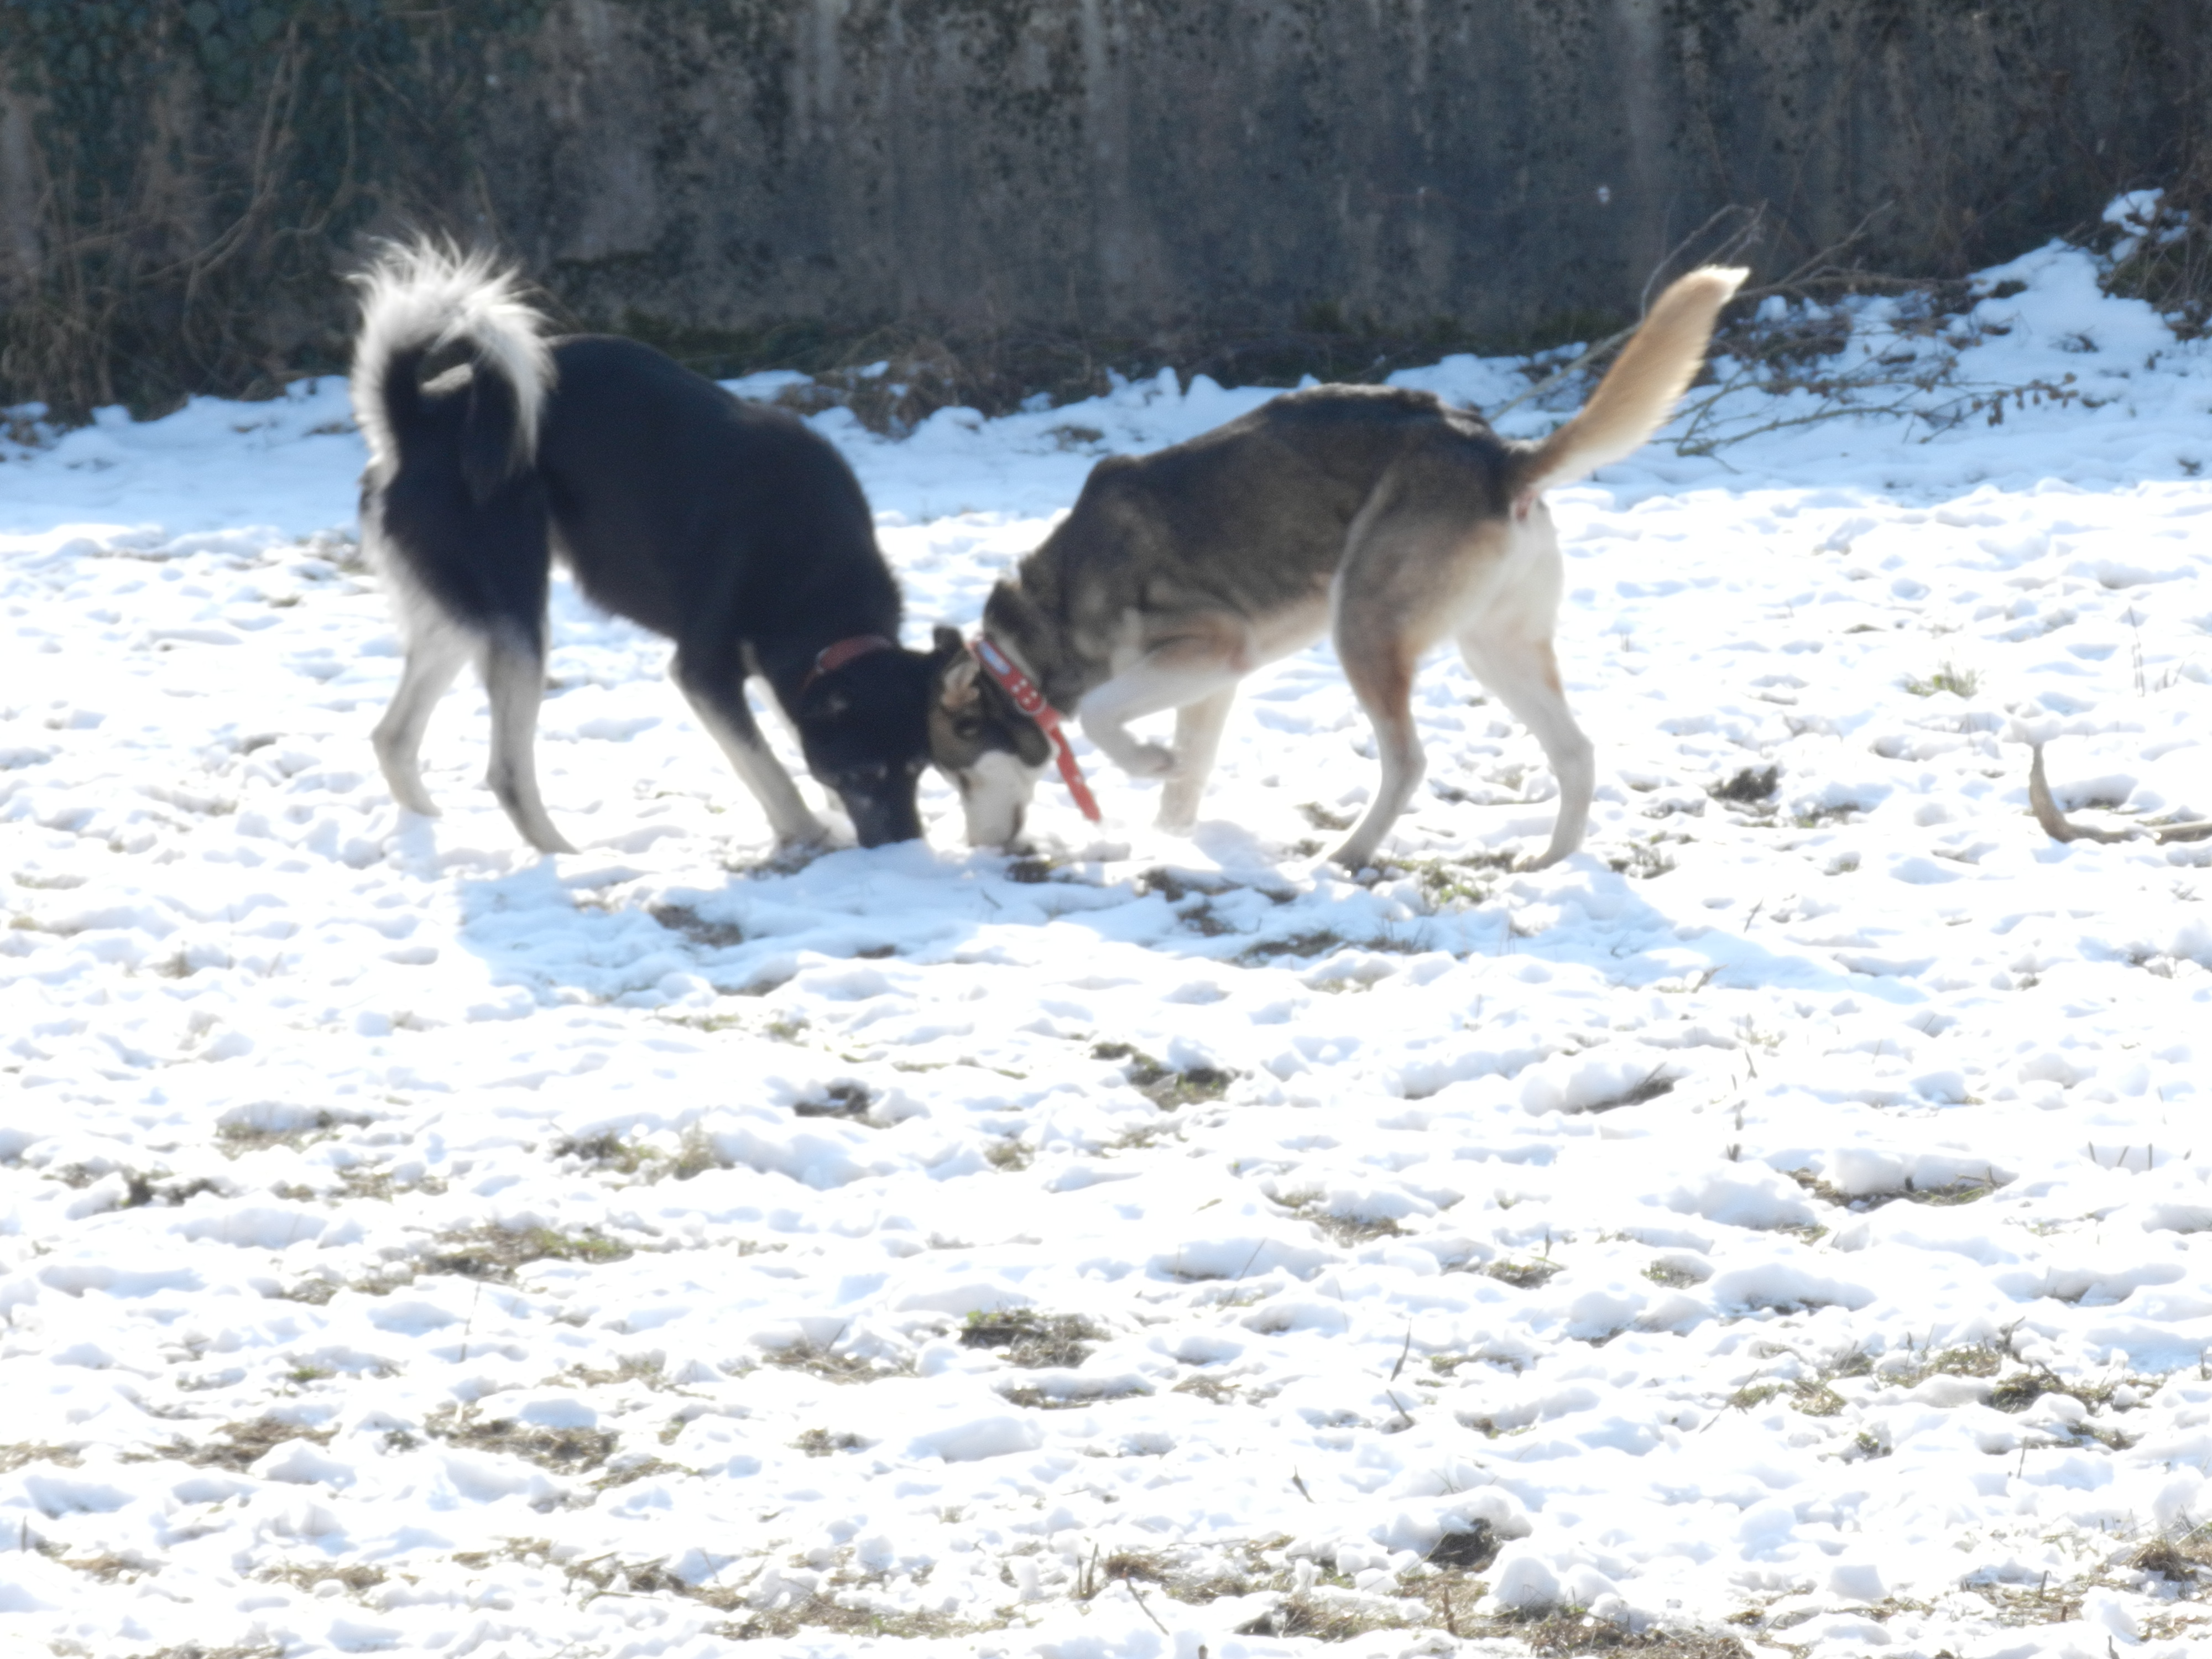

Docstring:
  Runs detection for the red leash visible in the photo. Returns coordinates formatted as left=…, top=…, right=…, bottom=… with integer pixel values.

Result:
left=970, top=636, right=1104, bottom=823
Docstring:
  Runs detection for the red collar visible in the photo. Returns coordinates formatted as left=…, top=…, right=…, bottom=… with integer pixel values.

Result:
left=970, top=637, right=1103, bottom=823
left=797, top=633, right=898, bottom=695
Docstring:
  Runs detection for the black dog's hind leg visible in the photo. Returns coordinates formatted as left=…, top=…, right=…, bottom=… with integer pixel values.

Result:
left=483, top=628, right=575, bottom=854
left=372, top=596, right=474, bottom=819
left=672, top=653, right=827, bottom=847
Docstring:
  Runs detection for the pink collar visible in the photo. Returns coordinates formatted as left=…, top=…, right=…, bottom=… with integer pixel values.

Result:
left=797, top=633, right=898, bottom=695
left=970, top=637, right=1103, bottom=823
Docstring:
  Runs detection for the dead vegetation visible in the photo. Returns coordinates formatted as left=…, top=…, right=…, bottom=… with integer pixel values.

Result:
left=791, top=1081, right=874, bottom=1121
left=1787, top=1166, right=2008, bottom=1213
left=1484, top=1258, right=1564, bottom=1290
left=761, top=1339, right=911, bottom=1385
left=959, top=1308, right=1104, bottom=1368
left=425, top=1402, right=616, bottom=1474
left=260, top=1561, right=388, bottom=1595
left=2130, top=1525, right=2212, bottom=1588
left=1708, top=765, right=1779, bottom=805
left=1292, top=1204, right=1409, bottom=1247
left=417, top=1224, right=633, bottom=1282
left=145, top=1416, right=331, bottom=1472
left=0, top=1442, right=82, bottom=1473
left=648, top=902, right=745, bottom=948
left=1091, top=1041, right=1234, bottom=1108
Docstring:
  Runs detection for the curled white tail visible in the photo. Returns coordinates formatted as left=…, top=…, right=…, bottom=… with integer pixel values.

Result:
left=1510, top=265, right=1747, bottom=510
left=349, top=238, right=555, bottom=479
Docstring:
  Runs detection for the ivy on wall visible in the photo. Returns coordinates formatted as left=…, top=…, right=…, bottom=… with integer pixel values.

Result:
left=0, top=0, right=549, bottom=419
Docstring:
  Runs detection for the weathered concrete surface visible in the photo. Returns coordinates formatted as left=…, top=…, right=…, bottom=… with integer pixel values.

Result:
left=467, top=0, right=2209, bottom=341
left=0, top=0, right=2203, bottom=363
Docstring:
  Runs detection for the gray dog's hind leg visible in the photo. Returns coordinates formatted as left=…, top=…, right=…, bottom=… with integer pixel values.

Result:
left=372, top=624, right=473, bottom=818
left=1328, top=646, right=1426, bottom=872
left=672, top=658, right=828, bottom=848
left=1156, top=688, right=1237, bottom=832
left=1457, top=630, right=1594, bottom=868
left=482, top=637, right=576, bottom=854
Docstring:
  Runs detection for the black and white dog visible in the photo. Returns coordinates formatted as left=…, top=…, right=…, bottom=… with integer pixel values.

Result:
left=352, top=239, right=961, bottom=852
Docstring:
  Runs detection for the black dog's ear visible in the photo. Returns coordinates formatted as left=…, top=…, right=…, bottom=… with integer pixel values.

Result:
left=932, top=623, right=964, bottom=657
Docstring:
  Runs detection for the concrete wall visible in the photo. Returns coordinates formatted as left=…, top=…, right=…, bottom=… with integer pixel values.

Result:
left=1, top=0, right=2204, bottom=381
left=470, top=0, right=2208, bottom=341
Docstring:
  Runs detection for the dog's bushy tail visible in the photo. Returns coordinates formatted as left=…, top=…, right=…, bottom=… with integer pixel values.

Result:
left=349, top=238, right=555, bottom=499
left=1507, top=265, right=1746, bottom=508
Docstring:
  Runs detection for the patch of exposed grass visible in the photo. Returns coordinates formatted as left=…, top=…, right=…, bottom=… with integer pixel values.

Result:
left=1391, top=851, right=1514, bottom=909
left=1789, top=1167, right=2008, bottom=1212
left=792, top=1427, right=867, bottom=1458
left=1709, top=765, right=1780, bottom=805
left=1484, top=1258, right=1563, bottom=1290
left=419, top=1225, right=633, bottom=1282
left=763, top=1340, right=909, bottom=1385
left=1881, top=1342, right=2002, bottom=1388
left=714, top=1595, right=1002, bottom=1642
left=959, top=1309, right=1103, bottom=1368
left=562, top=1354, right=671, bottom=1390
left=1297, top=802, right=1356, bottom=832
left=262, top=1561, right=388, bottom=1595
left=791, top=1081, right=873, bottom=1121
left=1000, top=1380, right=1151, bottom=1410
left=1091, top=1041, right=1234, bottom=1108
left=2131, top=1525, right=2212, bottom=1585
left=0, top=1442, right=82, bottom=1473
left=64, top=1550, right=156, bottom=1582
left=159, top=1416, right=331, bottom=1472
left=1290, top=1201, right=1407, bottom=1246
left=217, top=1113, right=338, bottom=1156
left=552, top=1131, right=669, bottom=1179
left=648, top=902, right=744, bottom=948
left=1903, top=660, right=1980, bottom=698
left=1606, top=839, right=1679, bottom=879
left=1642, top=1260, right=1702, bottom=1289
left=426, top=1404, right=617, bottom=1474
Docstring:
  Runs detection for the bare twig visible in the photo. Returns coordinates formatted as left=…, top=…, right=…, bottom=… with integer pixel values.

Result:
left=2028, top=743, right=2212, bottom=846
left=1122, top=1573, right=1171, bottom=1636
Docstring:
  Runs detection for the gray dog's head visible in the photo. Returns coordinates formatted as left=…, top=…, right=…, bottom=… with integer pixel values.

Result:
left=925, top=625, right=1053, bottom=846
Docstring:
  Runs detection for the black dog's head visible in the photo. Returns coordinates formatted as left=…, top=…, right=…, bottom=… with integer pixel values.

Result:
left=790, top=646, right=935, bottom=848
left=924, top=624, right=1054, bottom=846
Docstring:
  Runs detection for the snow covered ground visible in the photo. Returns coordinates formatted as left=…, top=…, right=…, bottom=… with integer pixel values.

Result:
left=4, top=230, right=2212, bottom=1659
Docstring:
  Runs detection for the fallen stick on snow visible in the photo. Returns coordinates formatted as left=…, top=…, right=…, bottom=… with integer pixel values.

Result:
left=2028, top=743, right=2212, bottom=845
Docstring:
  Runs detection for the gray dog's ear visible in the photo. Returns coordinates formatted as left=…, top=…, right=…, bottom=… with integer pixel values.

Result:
left=938, top=650, right=980, bottom=711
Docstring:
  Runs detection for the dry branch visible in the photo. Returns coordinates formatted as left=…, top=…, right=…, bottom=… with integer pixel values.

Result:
left=2028, top=744, right=2212, bottom=846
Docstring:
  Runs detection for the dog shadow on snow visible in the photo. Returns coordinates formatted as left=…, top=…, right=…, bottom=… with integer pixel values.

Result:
left=434, top=810, right=1932, bottom=1020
